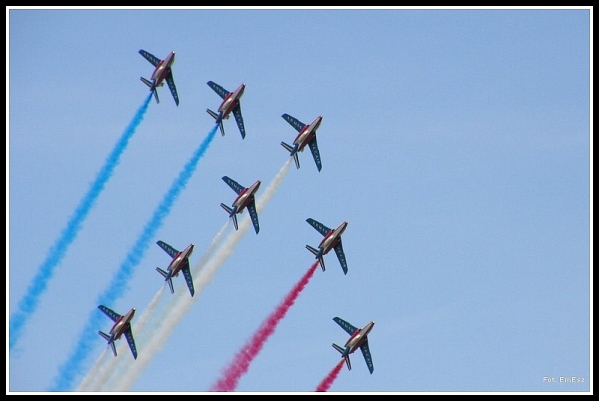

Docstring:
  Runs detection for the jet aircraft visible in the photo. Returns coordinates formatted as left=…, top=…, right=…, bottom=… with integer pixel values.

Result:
left=281, top=114, right=323, bottom=171
left=156, top=240, right=195, bottom=296
left=305, top=218, right=349, bottom=274
left=220, top=176, right=261, bottom=234
left=139, top=49, right=179, bottom=106
left=206, top=81, right=246, bottom=139
left=332, top=316, right=375, bottom=374
left=98, top=305, right=137, bottom=359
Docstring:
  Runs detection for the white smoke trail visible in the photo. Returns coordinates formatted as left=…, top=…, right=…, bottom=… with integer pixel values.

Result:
left=91, top=159, right=291, bottom=391
left=76, top=348, right=111, bottom=391
left=76, top=287, right=165, bottom=391
left=78, top=222, right=229, bottom=392
left=98, top=160, right=291, bottom=391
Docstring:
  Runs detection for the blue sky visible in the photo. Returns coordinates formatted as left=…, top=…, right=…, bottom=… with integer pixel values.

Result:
left=8, top=7, right=591, bottom=394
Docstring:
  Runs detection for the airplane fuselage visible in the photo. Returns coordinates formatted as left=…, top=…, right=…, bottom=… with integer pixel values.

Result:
left=166, top=243, right=194, bottom=277
left=344, top=321, right=375, bottom=354
left=293, top=115, right=322, bottom=152
left=151, top=51, right=175, bottom=88
left=318, top=221, right=348, bottom=254
left=232, top=180, right=260, bottom=213
left=110, top=308, right=136, bottom=341
left=218, top=83, right=245, bottom=120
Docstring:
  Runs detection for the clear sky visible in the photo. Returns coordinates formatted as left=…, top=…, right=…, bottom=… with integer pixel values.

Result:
left=7, top=7, right=592, bottom=394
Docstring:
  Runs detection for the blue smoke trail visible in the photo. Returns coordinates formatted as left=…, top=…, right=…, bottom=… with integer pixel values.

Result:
left=9, top=93, right=153, bottom=351
left=50, top=124, right=219, bottom=391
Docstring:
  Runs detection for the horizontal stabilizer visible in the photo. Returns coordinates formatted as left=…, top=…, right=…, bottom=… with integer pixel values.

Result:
left=109, top=342, right=117, bottom=357
left=220, top=203, right=233, bottom=215
left=140, top=77, right=159, bottom=104
left=99, top=331, right=117, bottom=357
left=221, top=203, right=238, bottom=230
left=98, top=331, right=111, bottom=342
left=140, top=76, right=152, bottom=88
left=281, top=142, right=300, bottom=169
left=207, top=109, right=225, bottom=136
left=281, top=141, right=294, bottom=153
left=306, top=245, right=325, bottom=271
left=332, top=343, right=351, bottom=370
left=306, top=244, right=319, bottom=256
left=156, top=268, right=174, bottom=293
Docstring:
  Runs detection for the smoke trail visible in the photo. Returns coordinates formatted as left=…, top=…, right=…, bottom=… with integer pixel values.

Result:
left=210, top=261, right=319, bottom=392
left=81, top=222, right=228, bottom=391
left=77, top=287, right=165, bottom=391
left=315, top=360, right=345, bottom=392
left=50, top=124, right=219, bottom=391
left=9, top=93, right=153, bottom=350
left=100, top=159, right=291, bottom=391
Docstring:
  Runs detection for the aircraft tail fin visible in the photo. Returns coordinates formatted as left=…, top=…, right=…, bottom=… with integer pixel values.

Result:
left=281, top=142, right=300, bottom=169
left=306, top=245, right=325, bottom=271
left=99, top=331, right=117, bottom=357
left=140, top=77, right=159, bottom=104
left=207, top=108, right=225, bottom=136
left=156, top=267, right=174, bottom=294
left=220, top=203, right=238, bottom=230
left=332, top=343, right=351, bottom=370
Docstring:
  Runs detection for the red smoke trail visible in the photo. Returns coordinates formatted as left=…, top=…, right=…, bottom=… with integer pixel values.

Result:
left=210, top=261, right=320, bottom=392
left=315, top=360, right=345, bottom=392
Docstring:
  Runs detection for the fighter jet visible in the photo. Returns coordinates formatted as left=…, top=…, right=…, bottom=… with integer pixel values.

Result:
left=206, top=81, right=246, bottom=139
left=306, top=218, right=349, bottom=274
left=155, top=241, right=195, bottom=296
left=138, top=49, right=179, bottom=105
left=98, top=305, right=137, bottom=359
left=281, top=114, right=323, bottom=171
left=332, top=316, right=375, bottom=374
left=220, top=176, right=261, bottom=234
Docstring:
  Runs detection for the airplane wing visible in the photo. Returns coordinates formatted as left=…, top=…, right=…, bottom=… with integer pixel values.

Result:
left=247, top=199, right=260, bottom=234
left=333, top=241, right=348, bottom=275
left=139, top=49, right=160, bottom=67
left=282, top=113, right=306, bottom=132
left=98, top=305, right=121, bottom=323
left=308, top=137, right=322, bottom=171
left=207, top=80, right=229, bottom=99
left=222, top=176, right=244, bottom=195
left=157, top=240, right=179, bottom=259
left=181, top=261, right=195, bottom=297
left=306, top=218, right=330, bottom=236
left=359, top=339, right=374, bottom=374
left=124, top=328, right=138, bottom=360
left=165, top=72, right=180, bottom=106
left=333, top=316, right=358, bottom=336
left=232, top=105, right=246, bottom=139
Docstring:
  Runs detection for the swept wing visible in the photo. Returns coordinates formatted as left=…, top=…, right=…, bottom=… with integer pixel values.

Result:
left=223, top=176, right=244, bottom=195
left=123, top=328, right=138, bottom=360
left=247, top=200, right=260, bottom=234
left=334, top=316, right=358, bottom=335
left=333, top=242, right=348, bottom=275
left=232, top=106, right=246, bottom=139
left=181, top=262, right=195, bottom=296
left=157, top=240, right=178, bottom=258
left=139, top=49, right=160, bottom=66
left=165, top=72, right=179, bottom=106
left=308, top=137, right=322, bottom=171
left=207, top=80, right=229, bottom=99
left=359, top=340, right=374, bottom=374
left=307, top=218, right=331, bottom=236
left=282, top=113, right=306, bottom=132
left=98, top=305, right=120, bottom=323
